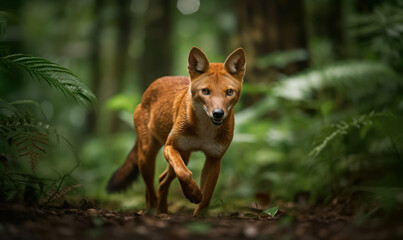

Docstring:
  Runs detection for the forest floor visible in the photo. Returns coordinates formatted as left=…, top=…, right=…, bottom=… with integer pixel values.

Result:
left=1, top=199, right=403, bottom=240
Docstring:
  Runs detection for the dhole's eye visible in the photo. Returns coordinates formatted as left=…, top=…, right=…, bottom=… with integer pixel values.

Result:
left=226, top=89, right=234, bottom=96
left=201, top=88, right=210, bottom=95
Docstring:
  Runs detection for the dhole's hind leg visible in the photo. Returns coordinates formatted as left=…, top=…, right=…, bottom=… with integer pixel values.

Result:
left=156, top=165, right=175, bottom=213
left=157, top=152, right=191, bottom=213
left=137, top=137, right=161, bottom=209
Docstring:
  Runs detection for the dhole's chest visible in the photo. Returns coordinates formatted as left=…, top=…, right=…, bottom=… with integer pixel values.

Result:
left=176, top=132, right=227, bottom=158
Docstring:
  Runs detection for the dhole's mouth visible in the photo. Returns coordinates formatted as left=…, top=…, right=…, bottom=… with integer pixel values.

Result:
left=211, top=118, right=224, bottom=126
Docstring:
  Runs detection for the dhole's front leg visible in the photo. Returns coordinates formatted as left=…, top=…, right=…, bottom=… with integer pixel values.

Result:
left=193, top=156, right=221, bottom=216
left=163, top=145, right=202, bottom=203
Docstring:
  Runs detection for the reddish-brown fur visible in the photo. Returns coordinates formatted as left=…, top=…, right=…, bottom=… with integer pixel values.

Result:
left=107, top=47, right=246, bottom=216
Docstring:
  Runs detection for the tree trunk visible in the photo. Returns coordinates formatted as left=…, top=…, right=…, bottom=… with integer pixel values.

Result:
left=110, top=0, right=132, bottom=132
left=307, top=0, right=345, bottom=60
left=139, top=0, right=173, bottom=91
left=236, top=0, right=308, bottom=84
left=87, top=0, right=104, bottom=134
left=114, top=0, right=132, bottom=91
left=88, top=0, right=132, bottom=135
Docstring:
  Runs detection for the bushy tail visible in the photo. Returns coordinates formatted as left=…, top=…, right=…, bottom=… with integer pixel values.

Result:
left=107, top=143, right=139, bottom=193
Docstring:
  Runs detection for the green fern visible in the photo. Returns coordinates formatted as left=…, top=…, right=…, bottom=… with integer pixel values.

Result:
left=1, top=113, right=48, bottom=172
left=0, top=12, right=87, bottom=204
left=0, top=99, right=76, bottom=173
left=0, top=54, right=96, bottom=105
left=273, top=61, right=398, bottom=101
left=236, top=61, right=399, bottom=126
left=309, top=111, right=393, bottom=158
left=0, top=106, right=80, bottom=203
left=15, top=132, right=49, bottom=172
left=348, top=0, right=403, bottom=67
left=41, top=184, right=81, bottom=205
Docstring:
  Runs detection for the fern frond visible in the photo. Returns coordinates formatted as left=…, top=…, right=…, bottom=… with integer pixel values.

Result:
left=0, top=54, right=96, bottom=105
left=309, top=111, right=393, bottom=158
left=1, top=113, right=50, bottom=172
left=0, top=98, right=20, bottom=116
left=41, top=183, right=81, bottom=204
left=1, top=111, right=80, bottom=175
left=236, top=61, right=400, bottom=127
left=348, top=1, right=403, bottom=64
left=1, top=100, right=53, bottom=173
left=14, top=132, right=49, bottom=172
left=7, top=99, right=48, bottom=120
left=273, top=61, right=398, bottom=101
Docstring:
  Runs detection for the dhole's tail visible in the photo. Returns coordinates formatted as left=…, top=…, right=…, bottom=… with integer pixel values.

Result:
left=107, top=143, right=139, bottom=193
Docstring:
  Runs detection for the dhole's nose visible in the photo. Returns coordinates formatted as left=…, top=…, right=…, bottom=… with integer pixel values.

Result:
left=212, top=109, right=224, bottom=119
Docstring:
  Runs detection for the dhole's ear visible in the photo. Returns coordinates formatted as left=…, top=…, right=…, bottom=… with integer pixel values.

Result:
left=224, top=48, right=246, bottom=81
left=188, top=47, right=210, bottom=79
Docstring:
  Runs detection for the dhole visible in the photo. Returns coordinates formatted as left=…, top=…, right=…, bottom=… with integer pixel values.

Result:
left=107, top=47, right=246, bottom=216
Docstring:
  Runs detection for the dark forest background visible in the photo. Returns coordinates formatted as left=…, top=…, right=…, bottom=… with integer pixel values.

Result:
left=1, top=0, right=403, bottom=217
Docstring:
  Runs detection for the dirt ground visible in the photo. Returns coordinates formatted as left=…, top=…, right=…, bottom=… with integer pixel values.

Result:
left=1, top=200, right=403, bottom=240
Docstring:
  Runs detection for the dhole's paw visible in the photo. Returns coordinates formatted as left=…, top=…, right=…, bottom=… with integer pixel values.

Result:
left=180, top=180, right=202, bottom=204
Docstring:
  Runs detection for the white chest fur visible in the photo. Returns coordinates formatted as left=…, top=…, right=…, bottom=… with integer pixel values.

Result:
left=176, top=134, right=226, bottom=158
left=176, top=120, right=227, bottom=158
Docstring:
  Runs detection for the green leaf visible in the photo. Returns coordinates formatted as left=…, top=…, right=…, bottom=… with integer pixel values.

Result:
left=106, top=94, right=139, bottom=112
left=0, top=54, right=96, bottom=105
left=262, top=206, right=279, bottom=217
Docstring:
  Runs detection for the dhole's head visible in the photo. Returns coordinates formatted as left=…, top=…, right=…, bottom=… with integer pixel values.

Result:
left=187, top=47, right=246, bottom=126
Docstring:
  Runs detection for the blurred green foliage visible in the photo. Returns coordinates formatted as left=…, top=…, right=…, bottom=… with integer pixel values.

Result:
left=0, top=11, right=95, bottom=204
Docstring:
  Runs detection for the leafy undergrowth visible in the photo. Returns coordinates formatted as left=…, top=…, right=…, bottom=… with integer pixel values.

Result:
left=1, top=199, right=402, bottom=240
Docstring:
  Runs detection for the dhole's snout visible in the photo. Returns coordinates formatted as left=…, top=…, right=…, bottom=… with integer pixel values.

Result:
left=211, top=108, right=225, bottom=126
left=213, top=109, right=224, bottom=119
